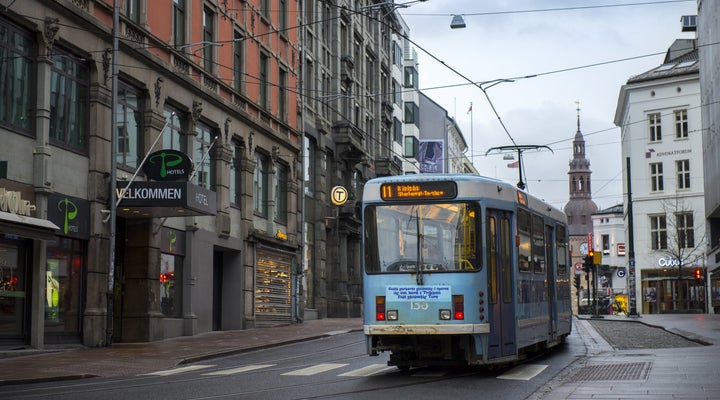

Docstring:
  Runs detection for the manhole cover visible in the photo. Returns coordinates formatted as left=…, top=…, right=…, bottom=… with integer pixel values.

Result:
left=571, top=362, right=652, bottom=381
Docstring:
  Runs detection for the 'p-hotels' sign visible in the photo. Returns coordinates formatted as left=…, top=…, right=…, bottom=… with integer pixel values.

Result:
left=142, top=149, right=192, bottom=181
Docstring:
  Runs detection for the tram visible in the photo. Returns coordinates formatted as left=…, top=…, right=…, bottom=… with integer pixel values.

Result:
left=362, top=174, right=571, bottom=368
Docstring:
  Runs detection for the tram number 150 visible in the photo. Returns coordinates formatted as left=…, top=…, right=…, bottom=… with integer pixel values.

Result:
left=410, top=301, right=429, bottom=310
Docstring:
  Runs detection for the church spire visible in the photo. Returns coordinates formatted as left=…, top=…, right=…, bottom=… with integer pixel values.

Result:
left=563, top=101, right=598, bottom=235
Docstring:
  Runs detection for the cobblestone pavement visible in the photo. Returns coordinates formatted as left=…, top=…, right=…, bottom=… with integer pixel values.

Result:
left=586, top=318, right=703, bottom=350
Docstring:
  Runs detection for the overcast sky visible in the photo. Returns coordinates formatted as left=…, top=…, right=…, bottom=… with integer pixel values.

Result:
left=399, top=0, right=698, bottom=210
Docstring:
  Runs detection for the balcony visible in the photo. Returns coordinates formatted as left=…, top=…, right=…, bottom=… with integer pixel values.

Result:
left=381, top=100, right=393, bottom=123
left=374, top=155, right=403, bottom=176
left=332, top=120, right=368, bottom=162
left=341, top=55, right=354, bottom=84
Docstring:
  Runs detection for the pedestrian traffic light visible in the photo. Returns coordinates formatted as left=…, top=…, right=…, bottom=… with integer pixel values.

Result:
left=694, top=268, right=702, bottom=281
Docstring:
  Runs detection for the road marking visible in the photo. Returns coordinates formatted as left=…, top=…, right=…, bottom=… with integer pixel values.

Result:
left=497, top=364, right=548, bottom=380
left=202, top=364, right=276, bottom=376
left=144, top=365, right=214, bottom=376
left=338, top=364, right=396, bottom=377
left=282, top=363, right=349, bottom=376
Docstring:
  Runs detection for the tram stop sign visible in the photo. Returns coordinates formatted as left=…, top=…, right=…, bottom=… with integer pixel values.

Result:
left=330, top=186, right=349, bottom=206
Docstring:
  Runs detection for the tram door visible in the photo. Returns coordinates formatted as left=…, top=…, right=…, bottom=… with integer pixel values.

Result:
left=486, top=209, right=516, bottom=359
left=545, top=224, right=557, bottom=343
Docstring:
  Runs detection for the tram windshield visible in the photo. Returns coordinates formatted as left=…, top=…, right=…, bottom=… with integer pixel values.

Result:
left=364, top=202, right=481, bottom=273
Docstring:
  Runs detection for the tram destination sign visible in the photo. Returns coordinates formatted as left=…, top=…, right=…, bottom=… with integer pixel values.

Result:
left=380, top=181, right=457, bottom=201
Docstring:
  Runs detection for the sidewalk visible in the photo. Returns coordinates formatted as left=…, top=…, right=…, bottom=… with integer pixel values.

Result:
left=0, top=318, right=363, bottom=386
left=539, top=313, right=720, bottom=400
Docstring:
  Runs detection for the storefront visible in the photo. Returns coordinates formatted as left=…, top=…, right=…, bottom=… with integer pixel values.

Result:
left=642, top=263, right=706, bottom=314
left=0, top=186, right=60, bottom=345
left=255, top=244, right=295, bottom=327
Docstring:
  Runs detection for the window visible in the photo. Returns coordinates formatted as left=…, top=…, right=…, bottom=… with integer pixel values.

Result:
left=392, top=79, right=401, bottom=106
left=532, top=214, right=545, bottom=274
left=404, top=102, right=417, bottom=124
left=602, top=234, right=610, bottom=254
left=125, top=0, right=140, bottom=23
left=233, top=31, right=244, bottom=92
left=0, top=18, right=34, bottom=133
left=261, top=0, right=270, bottom=19
left=278, top=0, right=287, bottom=31
left=45, top=237, right=85, bottom=334
left=162, top=104, right=185, bottom=151
left=404, top=136, right=418, bottom=158
left=194, top=122, right=214, bottom=189
left=649, top=112, right=662, bottom=142
left=259, top=52, right=269, bottom=109
left=230, top=140, right=241, bottom=206
left=650, top=215, right=667, bottom=250
left=172, top=0, right=186, bottom=48
left=202, top=6, right=215, bottom=72
left=393, top=117, right=402, bottom=143
left=556, top=224, right=568, bottom=276
left=392, top=41, right=402, bottom=66
left=677, top=159, right=690, bottom=190
left=254, top=151, right=270, bottom=217
left=278, top=67, right=287, bottom=120
left=650, top=162, right=664, bottom=192
left=517, top=208, right=531, bottom=272
left=303, top=136, right=315, bottom=197
left=116, top=82, right=143, bottom=169
left=274, top=163, right=288, bottom=223
left=676, top=212, right=694, bottom=249
left=674, top=109, right=688, bottom=139
left=160, top=252, right=183, bottom=317
left=403, top=66, right=416, bottom=88
left=49, top=50, right=89, bottom=152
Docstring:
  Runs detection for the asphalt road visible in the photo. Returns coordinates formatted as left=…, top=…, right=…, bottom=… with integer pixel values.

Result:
left=0, top=330, right=584, bottom=400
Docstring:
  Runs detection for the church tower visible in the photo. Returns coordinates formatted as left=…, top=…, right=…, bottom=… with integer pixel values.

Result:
left=563, top=103, right=598, bottom=237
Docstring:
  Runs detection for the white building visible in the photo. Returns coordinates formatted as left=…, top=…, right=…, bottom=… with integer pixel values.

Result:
left=591, top=205, right=627, bottom=296
left=614, top=35, right=706, bottom=314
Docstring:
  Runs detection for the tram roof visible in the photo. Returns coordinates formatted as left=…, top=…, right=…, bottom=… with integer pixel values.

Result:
left=363, top=174, right=566, bottom=222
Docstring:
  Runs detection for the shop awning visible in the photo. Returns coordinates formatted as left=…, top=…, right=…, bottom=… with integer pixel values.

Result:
left=0, top=211, right=61, bottom=240
left=115, top=181, right=217, bottom=218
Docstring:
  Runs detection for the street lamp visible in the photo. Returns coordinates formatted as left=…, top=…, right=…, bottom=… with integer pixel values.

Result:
left=450, top=15, right=466, bottom=29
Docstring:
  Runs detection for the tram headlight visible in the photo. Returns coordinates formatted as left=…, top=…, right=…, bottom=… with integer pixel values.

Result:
left=387, top=310, right=399, bottom=321
left=439, top=309, right=452, bottom=320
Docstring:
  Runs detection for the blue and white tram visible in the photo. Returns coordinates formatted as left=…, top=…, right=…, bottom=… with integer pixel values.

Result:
left=362, top=174, right=572, bottom=368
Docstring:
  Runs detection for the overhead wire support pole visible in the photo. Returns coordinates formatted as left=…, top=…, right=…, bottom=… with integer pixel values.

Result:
left=104, top=113, right=175, bottom=224
left=485, top=144, right=553, bottom=190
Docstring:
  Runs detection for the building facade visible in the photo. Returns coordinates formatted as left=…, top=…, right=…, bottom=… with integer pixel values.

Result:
left=698, top=1, right=720, bottom=313
left=591, top=205, right=627, bottom=300
left=615, top=35, right=706, bottom=314
left=0, top=0, right=302, bottom=347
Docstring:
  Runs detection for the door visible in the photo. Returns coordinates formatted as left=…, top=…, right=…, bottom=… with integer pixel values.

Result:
left=486, top=209, right=516, bottom=359
left=545, top=224, right=557, bottom=343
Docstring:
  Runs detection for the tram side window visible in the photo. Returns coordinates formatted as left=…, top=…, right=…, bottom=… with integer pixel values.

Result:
left=532, top=214, right=545, bottom=274
left=556, top=224, right=568, bottom=276
left=364, top=207, right=380, bottom=272
left=517, top=208, right=531, bottom=272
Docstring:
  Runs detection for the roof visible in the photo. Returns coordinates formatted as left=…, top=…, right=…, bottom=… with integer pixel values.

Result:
left=626, top=45, right=698, bottom=84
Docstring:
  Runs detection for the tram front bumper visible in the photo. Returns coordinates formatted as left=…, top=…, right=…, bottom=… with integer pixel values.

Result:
left=364, top=323, right=490, bottom=335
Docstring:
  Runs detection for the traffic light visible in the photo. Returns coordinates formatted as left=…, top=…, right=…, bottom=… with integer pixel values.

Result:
left=694, top=268, right=702, bottom=281
left=583, top=252, right=593, bottom=273
left=573, top=274, right=581, bottom=290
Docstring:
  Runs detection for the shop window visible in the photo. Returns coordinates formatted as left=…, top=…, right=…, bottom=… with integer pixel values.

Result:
left=160, top=253, right=183, bottom=317
left=45, top=237, right=85, bottom=336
